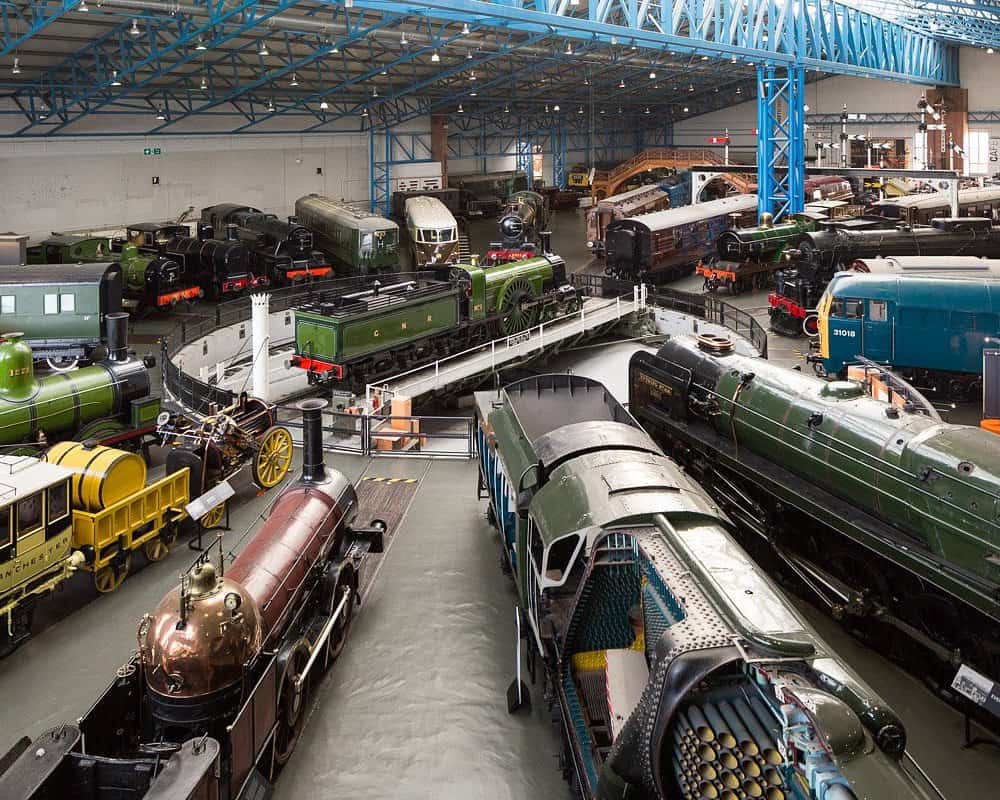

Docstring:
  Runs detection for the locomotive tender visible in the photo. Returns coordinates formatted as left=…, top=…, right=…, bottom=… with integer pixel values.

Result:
left=476, top=373, right=939, bottom=800
left=295, top=194, right=400, bottom=275
left=604, top=194, right=758, bottom=282
left=0, top=399, right=385, bottom=799
left=200, top=203, right=331, bottom=285
left=291, top=254, right=578, bottom=390
left=630, top=334, right=1000, bottom=699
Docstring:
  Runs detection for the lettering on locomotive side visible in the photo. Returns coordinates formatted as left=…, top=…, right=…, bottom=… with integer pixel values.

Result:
left=636, top=372, right=674, bottom=398
left=832, top=329, right=857, bottom=338
left=0, top=529, right=72, bottom=592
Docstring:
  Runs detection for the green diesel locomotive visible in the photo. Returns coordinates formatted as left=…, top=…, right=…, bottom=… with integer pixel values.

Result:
left=291, top=255, right=578, bottom=391
left=629, top=334, right=1000, bottom=695
left=294, top=194, right=399, bottom=275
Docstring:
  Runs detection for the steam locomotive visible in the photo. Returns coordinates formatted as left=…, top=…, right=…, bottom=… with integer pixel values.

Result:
left=495, top=190, right=549, bottom=250
left=0, top=399, right=386, bottom=799
left=630, top=335, right=1000, bottom=704
left=769, top=217, right=1000, bottom=335
left=200, top=203, right=331, bottom=285
left=476, top=373, right=940, bottom=800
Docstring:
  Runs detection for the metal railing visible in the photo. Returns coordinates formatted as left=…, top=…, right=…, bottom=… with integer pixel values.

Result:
left=571, top=273, right=769, bottom=358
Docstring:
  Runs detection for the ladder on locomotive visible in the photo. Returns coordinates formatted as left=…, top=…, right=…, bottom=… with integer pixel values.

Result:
left=458, top=232, right=472, bottom=261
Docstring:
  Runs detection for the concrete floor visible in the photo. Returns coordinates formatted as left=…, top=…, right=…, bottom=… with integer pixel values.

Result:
left=4, top=204, right=998, bottom=798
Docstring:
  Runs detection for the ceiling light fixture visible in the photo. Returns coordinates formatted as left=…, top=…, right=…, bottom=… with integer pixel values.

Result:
left=267, top=98, right=275, bottom=112
left=79, top=0, right=89, bottom=11
left=610, top=36, right=617, bottom=45
left=553, top=103, right=560, bottom=111
left=331, top=44, right=339, bottom=53
left=372, top=87, right=378, bottom=97
left=682, top=106, right=689, bottom=112
left=457, top=103, right=464, bottom=113
left=987, top=47, right=995, bottom=54
left=504, top=103, right=510, bottom=113
left=344, top=0, right=353, bottom=6
left=470, top=90, right=477, bottom=96
left=431, top=50, right=440, bottom=62
left=618, top=78, right=625, bottom=88
left=649, top=70, right=656, bottom=79
left=701, top=54, right=708, bottom=60
left=462, top=22, right=470, bottom=34
left=195, top=38, right=207, bottom=51
left=400, top=31, right=409, bottom=46
left=156, top=108, right=166, bottom=120
left=290, top=72, right=299, bottom=86
left=258, top=40, right=269, bottom=56
left=644, top=107, right=651, bottom=114
left=199, top=74, right=208, bottom=91
left=111, top=70, right=123, bottom=87
left=600, top=108, right=605, bottom=114
left=12, top=57, right=21, bottom=75
left=565, top=41, right=573, bottom=55
left=361, top=106, right=368, bottom=116
left=38, top=105, right=48, bottom=120
left=466, top=49, right=473, bottom=60
left=688, top=83, right=694, bottom=92
left=736, top=87, right=742, bottom=95
left=129, top=18, right=141, bottom=36
left=320, top=98, right=329, bottom=110
left=469, top=71, right=476, bottom=81
left=577, top=105, right=584, bottom=114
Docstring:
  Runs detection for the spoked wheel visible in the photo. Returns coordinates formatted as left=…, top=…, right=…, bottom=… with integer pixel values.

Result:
left=94, top=554, right=131, bottom=594
left=253, top=426, right=294, bottom=489
left=325, top=566, right=357, bottom=666
left=74, top=418, right=127, bottom=443
left=143, top=524, right=177, bottom=563
left=497, top=277, right=539, bottom=335
left=45, top=356, right=80, bottom=372
left=201, top=503, right=226, bottom=530
left=272, top=640, right=311, bottom=769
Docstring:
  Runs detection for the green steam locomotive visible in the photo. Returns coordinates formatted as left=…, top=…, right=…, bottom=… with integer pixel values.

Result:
left=0, top=314, right=158, bottom=452
left=291, top=254, right=578, bottom=391
left=629, top=334, right=1000, bottom=695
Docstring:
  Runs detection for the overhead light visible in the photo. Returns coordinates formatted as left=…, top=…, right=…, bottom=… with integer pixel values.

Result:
left=470, top=90, right=477, bottom=96
left=618, top=105, right=622, bottom=114
left=258, top=40, right=269, bottom=56
left=290, top=72, right=299, bottom=86
left=688, top=84, right=694, bottom=92
left=649, top=70, right=656, bottom=79
left=200, top=74, right=210, bottom=91
left=600, top=108, right=605, bottom=114
left=400, top=31, right=409, bottom=47
left=731, top=55, right=737, bottom=64
left=381, top=66, right=388, bottom=75
left=361, top=106, right=368, bottom=116
left=610, top=36, right=617, bottom=45
left=570, top=0, right=580, bottom=5
left=319, top=98, right=329, bottom=110
left=462, top=23, right=470, bottom=34
left=565, top=41, right=573, bottom=55
left=553, top=103, right=560, bottom=111
left=583, top=77, right=589, bottom=85
left=12, top=58, right=21, bottom=75
left=577, top=106, right=584, bottom=114
left=129, top=19, right=140, bottom=37
left=469, top=71, right=476, bottom=81
left=372, top=87, right=378, bottom=97
left=110, top=70, right=124, bottom=87
left=682, top=106, right=689, bottom=112
left=544, top=103, right=549, bottom=113
left=79, top=0, right=89, bottom=11
left=504, top=103, right=510, bottom=113
left=701, top=55, right=708, bottom=60
left=644, top=107, right=651, bottom=114
left=618, top=78, right=625, bottom=89
left=736, top=87, right=743, bottom=95
left=989, top=47, right=996, bottom=55
left=156, top=108, right=166, bottom=120
left=431, top=50, right=440, bottom=62
left=331, top=44, right=339, bottom=53
left=457, top=103, right=464, bottom=113
left=38, top=107, right=48, bottom=120
left=803, top=104, right=810, bottom=112
left=466, top=49, right=473, bottom=60
left=344, top=0, right=353, bottom=6
left=195, top=38, right=207, bottom=51
left=631, top=44, right=637, bottom=50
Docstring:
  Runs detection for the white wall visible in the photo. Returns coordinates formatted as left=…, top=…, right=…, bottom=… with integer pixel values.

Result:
left=0, top=132, right=374, bottom=239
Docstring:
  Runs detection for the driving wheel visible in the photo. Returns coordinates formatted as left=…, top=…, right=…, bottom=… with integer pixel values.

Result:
left=254, top=426, right=294, bottom=489
left=272, top=640, right=311, bottom=768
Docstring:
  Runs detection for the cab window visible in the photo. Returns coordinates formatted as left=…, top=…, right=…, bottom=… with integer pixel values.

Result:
left=439, top=228, right=456, bottom=242
left=831, top=298, right=864, bottom=318
left=16, top=492, right=43, bottom=538
left=868, top=300, right=887, bottom=322
left=48, top=481, right=69, bottom=524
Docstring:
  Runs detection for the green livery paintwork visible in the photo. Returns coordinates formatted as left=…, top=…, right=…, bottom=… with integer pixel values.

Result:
left=26, top=235, right=114, bottom=265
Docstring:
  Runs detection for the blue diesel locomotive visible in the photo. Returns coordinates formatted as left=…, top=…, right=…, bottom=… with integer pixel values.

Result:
left=810, top=271, right=1000, bottom=398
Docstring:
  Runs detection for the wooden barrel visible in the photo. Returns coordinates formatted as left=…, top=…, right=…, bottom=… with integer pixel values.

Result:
left=46, top=441, right=146, bottom=511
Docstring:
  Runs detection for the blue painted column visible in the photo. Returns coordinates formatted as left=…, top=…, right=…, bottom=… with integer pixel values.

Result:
left=756, top=65, right=805, bottom=222
left=551, top=126, right=566, bottom=189
left=516, top=126, right=533, bottom=189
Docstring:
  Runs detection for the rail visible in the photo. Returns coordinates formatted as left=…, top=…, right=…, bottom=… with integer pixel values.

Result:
left=570, top=273, right=769, bottom=358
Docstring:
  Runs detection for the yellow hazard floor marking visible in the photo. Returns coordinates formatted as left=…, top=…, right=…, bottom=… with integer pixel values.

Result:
left=362, top=476, right=419, bottom=484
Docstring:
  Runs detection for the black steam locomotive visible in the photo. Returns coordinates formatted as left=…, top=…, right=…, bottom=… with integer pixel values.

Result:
left=496, top=190, right=549, bottom=249
left=769, top=217, right=1000, bottom=335
left=200, top=204, right=331, bottom=286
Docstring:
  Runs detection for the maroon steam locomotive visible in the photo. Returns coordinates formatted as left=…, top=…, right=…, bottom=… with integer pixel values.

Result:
left=0, top=398, right=385, bottom=800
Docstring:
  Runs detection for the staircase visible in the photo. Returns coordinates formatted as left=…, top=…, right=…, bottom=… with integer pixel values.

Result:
left=457, top=231, right=472, bottom=261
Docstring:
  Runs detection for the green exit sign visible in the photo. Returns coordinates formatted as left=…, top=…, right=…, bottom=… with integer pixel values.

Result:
left=142, top=147, right=162, bottom=156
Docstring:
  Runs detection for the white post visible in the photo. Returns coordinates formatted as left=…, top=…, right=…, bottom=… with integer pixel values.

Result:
left=948, top=179, right=960, bottom=218
left=216, top=362, right=225, bottom=384
left=250, top=292, right=271, bottom=402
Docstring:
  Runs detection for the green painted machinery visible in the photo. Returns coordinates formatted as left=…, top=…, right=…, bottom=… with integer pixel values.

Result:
left=0, top=315, right=156, bottom=450
left=630, top=334, right=1000, bottom=692
left=475, top=374, right=938, bottom=800
left=291, top=254, right=578, bottom=389
left=26, top=235, right=114, bottom=265
left=295, top=194, right=400, bottom=275
left=715, top=214, right=817, bottom=262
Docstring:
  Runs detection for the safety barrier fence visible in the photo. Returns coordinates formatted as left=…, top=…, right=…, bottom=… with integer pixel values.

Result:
left=569, top=273, right=769, bottom=358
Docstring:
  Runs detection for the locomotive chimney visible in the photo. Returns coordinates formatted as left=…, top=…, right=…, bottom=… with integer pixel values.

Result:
left=540, top=230, right=552, bottom=253
left=298, top=398, right=328, bottom=483
left=105, top=312, right=130, bottom=362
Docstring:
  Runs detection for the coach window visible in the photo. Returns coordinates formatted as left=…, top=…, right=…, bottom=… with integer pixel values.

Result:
left=44, top=294, right=58, bottom=314
left=16, top=492, right=43, bottom=539
left=0, top=295, right=14, bottom=314
left=0, top=506, right=10, bottom=550
left=48, top=481, right=69, bottom=525
left=60, top=294, right=75, bottom=313
left=869, top=300, right=887, bottom=322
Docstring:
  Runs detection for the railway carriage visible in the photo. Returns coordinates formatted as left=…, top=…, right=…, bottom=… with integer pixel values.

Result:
left=630, top=334, right=1000, bottom=707
left=586, top=183, right=671, bottom=256
left=604, top=194, right=758, bottom=282
left=295, top=194, right=400, bottom=275
left=403, top=195, right=461, bottom=267
left=476, top=373, right=940, bottom=800
left=869, top=186, right=1000, bottom=225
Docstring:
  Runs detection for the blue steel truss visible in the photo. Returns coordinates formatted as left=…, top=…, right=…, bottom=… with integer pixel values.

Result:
left=757, top=65, right=805, bottom=222
left=516, top=133, right=533, bottom=189
left=551, top=126, right=566, bottom=189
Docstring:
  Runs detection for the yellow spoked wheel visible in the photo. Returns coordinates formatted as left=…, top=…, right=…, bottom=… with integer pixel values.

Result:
left=94, top=554, right=131, bottom=594
left=254, top=426, right=294, bottom=489
left=143, top=526, right=177, bottom=562
left=201, top=503, right=226, bottom=530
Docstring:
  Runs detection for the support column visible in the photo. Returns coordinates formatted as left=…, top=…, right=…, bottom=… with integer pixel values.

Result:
left=756, top=65, right=805, bottom=222
left=431, top=113, right=449, bottom=187
left=251, top=292, right=270, bottom=402
left=551, top=126, right=566, bottom=189
left=516, top=130, right=533, bottom=189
